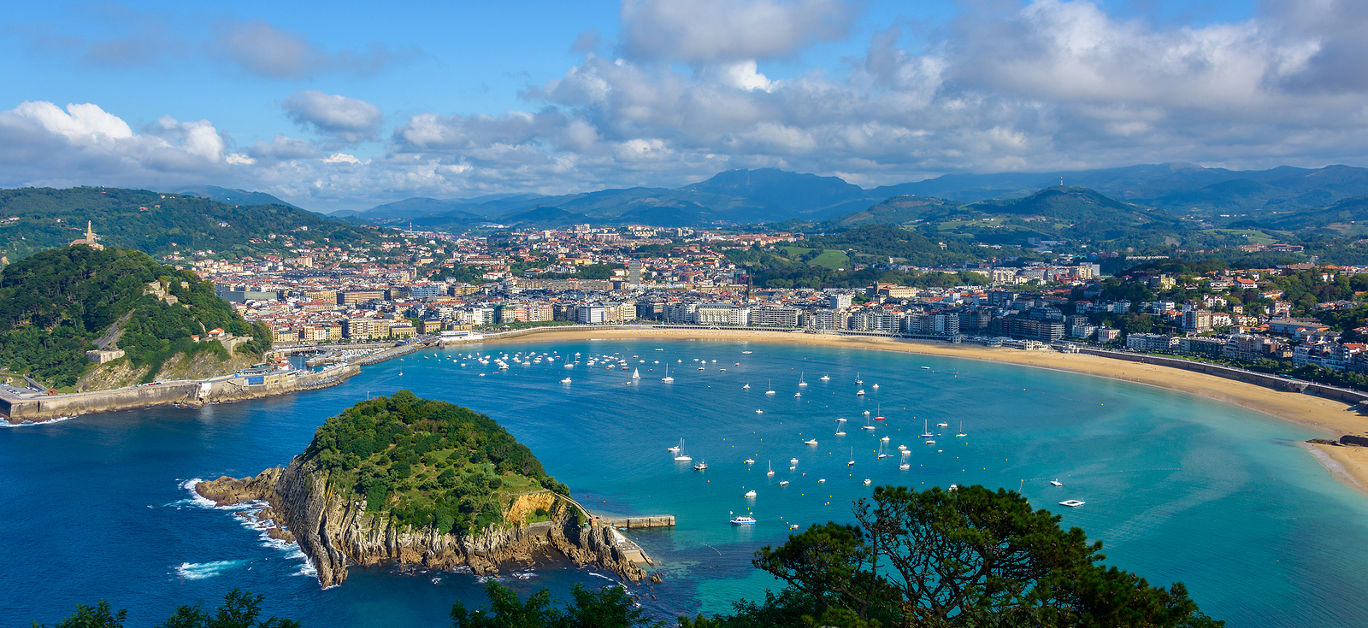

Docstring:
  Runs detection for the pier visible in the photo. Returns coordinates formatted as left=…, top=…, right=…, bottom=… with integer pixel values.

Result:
left=602, top=515, right=676, bottom=529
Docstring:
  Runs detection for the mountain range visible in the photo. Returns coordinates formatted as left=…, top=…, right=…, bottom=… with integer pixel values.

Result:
left=342, top=163, right=1368, bottom=231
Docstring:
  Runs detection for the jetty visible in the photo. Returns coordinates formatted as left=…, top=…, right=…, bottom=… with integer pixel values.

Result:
left=557, top=493, right=674, bottom=569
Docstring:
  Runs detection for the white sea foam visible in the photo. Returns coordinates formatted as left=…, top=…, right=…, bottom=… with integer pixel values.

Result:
left=176, top=559, right=247, bottom=580
left=510, top=570, right=537, bottom=580
left=0, top=415, right=77, bottom=428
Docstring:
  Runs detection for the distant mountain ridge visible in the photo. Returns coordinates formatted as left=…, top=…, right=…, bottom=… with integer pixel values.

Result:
left=351, top=163, right=1368, bottom=230
left=0, top=187, right=379, bottom=260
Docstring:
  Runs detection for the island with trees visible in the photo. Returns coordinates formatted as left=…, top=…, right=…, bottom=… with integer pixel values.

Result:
left=194, top=391, right=650, bottom=588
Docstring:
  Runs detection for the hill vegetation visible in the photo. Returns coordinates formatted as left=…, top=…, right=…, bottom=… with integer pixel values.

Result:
left=0, top=187, right=380, bottom=260
left=302, top=390, right=570, bottom=536
left=0, top=245, right=270, bottom=388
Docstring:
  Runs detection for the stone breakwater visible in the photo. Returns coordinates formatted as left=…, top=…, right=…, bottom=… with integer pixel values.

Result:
left=196, top=459, right=651, bottom=588
left=0, top=364, right=358, bottom=424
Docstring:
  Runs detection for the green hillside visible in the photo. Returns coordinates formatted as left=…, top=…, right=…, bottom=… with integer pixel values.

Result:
left=0, top=187, right=381, bottom=260
left=303, top=391, right=570, bottom=535
left=0, top=245, right=270, bottom=389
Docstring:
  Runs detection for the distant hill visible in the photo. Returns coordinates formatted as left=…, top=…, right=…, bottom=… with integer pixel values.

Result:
left=348, top=163, right=1368, bottom=230
left=0, top=187, right=382, bottom=260
left=178, top=186, right=300, bottom=210
left=0, top=245, right=271, bottom=390
left=835, top=195, right=961, bottom=227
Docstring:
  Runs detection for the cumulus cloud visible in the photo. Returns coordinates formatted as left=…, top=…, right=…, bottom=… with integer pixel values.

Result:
left=211, top=21, right=412, bottom=79
left=283, top=90, right=382, bottom=143
left=619, top=0, right=856, bottom=63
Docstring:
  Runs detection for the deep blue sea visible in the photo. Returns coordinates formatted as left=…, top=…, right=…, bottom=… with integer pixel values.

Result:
left=5, top=338, right=1368, bottom=627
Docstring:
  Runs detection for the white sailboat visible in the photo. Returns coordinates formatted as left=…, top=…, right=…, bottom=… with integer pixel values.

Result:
left=920, top=419, right=935, bottom=438
left=632, top=367, right=640, bottom=380
left=819, top=374, right=831, bottom=382
left=798, top=372, right=808, bottom=387
left=835, top=418, right=847, bottom=437
left=742, top=382, right=751, bottom=389
left=766, top=461, right=775, bottom=477
left=855, top=372, right=863, bottom=385
left=673, top=439, right=692, bottom=462
left=956, top=420, right=967, bottom=438
left=765, top=380, right=776, bottom=395
left=661, top=364, right=674, bottom=383
left=847, top=447, right=855, bottom=466
left=560, top=376, right=571, bottom=384
left=668, top=439, right=682, bottom=454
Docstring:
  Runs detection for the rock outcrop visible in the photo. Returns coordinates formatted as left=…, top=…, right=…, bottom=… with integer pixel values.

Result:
left=197, top=458, right=648, bottom=588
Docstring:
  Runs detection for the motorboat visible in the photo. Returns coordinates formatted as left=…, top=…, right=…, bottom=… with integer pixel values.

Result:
left=1059, top=499, right=1085, bottom=508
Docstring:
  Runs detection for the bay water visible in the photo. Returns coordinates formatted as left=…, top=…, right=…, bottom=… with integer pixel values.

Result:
left=3, top=338, right=1367, bottom=626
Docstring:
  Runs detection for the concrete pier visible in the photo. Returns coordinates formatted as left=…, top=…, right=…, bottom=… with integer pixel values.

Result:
left=603, top=515, right=676, bottom=529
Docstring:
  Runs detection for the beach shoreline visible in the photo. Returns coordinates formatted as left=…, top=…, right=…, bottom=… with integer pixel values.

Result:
left=459, top=325, right=1368, bottom=494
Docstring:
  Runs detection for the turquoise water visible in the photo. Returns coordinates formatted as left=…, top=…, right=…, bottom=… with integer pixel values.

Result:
left=4, top=338, right=1368, bottom=626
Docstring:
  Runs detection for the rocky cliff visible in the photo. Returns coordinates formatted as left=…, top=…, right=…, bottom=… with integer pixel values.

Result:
left=197, top=457, right=649, bottom=588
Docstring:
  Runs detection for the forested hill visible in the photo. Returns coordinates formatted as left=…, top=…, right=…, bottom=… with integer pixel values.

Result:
left=302, top=390, right=570, bottom=535
left=0, top=245, right=271, bottom=390
left=0, top=187, right=381, bottom=261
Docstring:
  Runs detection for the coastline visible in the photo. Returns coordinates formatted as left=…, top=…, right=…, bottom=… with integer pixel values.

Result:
left=464, top=326, right=1368, bottom=493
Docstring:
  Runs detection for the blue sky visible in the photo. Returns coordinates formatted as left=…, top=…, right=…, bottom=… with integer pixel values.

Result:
left=5, top=0, right=1364, bottom=212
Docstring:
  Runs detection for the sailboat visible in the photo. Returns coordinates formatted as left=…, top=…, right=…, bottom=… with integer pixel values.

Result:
left=854, top=372, right=863, bottom=385
left=834, top=419, right=847, bottom=437
left=956, top=420, right=967, bottom=438
left=765, top=380, right=776, bottom=395
left=847, top=447, right=855, bottom=466
left=673, top=439, right=692, bottom=462
left=798, top=372, right=808, bottom=387
left=874, top=404, right=885, bottom=421
left=668, top=439, right=682, bottom=454
left=877, top=441, right=892, bottom=459
left=862, top=415, right=876, bottom=431
left=632, top=367, right=640, bottom=380
left=766, top=461, right=775, bottom=477
left=742, top=382, right=751, bottom=389
left=560, top=376, right=571, bottom=384
left=920, top=419, right=935, bottom=438
left=661, top=364, right=674, bottom=383
left=819, top=374, right=830, bottom=382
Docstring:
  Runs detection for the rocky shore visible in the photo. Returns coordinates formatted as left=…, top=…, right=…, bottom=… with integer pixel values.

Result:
left=196, top=456, right=650, bottom=588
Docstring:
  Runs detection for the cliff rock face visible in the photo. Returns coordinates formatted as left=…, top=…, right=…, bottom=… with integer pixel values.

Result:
left=197, top=458, right=648, bottom=588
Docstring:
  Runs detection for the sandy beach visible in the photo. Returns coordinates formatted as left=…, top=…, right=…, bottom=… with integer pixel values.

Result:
left=470, top=326, right=1368, bottom=493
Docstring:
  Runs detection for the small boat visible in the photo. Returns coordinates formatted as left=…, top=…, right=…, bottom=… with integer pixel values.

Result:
left=693, top=460, right=708, bottom=471
left=661, top=364, right=674, bottom=383
left=863, top=410, right=870, bottom=416
left=847, top=448, right=855, bottom=466
left=755, top=409, right=764, bottom=414
left=1050, top=479, right=1064, bottom=487
left=856, top=389, right=866, bottom=396
left=871, top=383, right=879, bottom=390
left=798, top=372, right=808, bottom=388
left=743, top=383, right=751, bottom=389
left=742, top=350, right=753, bottom=355
left=880, top=436, right=890, bottom=443
left=855, top=372, right=863, bottom=385
left=696, top=366, right=704, bottom=371
left=819, top=374, right=830, bottom=382
left=877, top=442, right=891, bottom=459
left=956, top=420, right=967, bottom=438
left=804, top=438, right=818, bottom=446
left=560, top=377, right=571, bottom=384
left=817, top=478, right=826, bottom=484
left=936, top=421, right=949, bottom=428
left=674, top=439, right=692, bottom=462
left=862, top=418, right=876, bottom=431
left=920, top=420, right=934, bottom=438
left=1059, top=499, right=1085, bottom=508
left=765, top=380, right=776, bottom=395
left=921, top=365, right=930, bottom=369
left=924, top=439, right=936, bottom=445
left=899, top=462, right=910, bottom=470
left=744, top=458, right=755, bottom=465
left=863, top=478, right=872, bottom=486
left=766, top=461, right=775, bottom=477
left=789, top=457, right=799, bottom=466
left=874, top=404, right=885, bottom=421
left=730, top=511, right=757, bottom=525
left=789, top=523, right=800, bottom=530
left=744, top=490, right=756, bottom=499
left=632, top=368, right=640, bottom=380
left=794, top=391, right=801, bottom=398
left=668, top=439, right=682, bottom=454
left=778, top=480, right=790, bottom=486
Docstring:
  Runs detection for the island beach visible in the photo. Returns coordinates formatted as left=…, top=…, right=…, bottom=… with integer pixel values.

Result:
left=470, top=325, right=1368, bottom=493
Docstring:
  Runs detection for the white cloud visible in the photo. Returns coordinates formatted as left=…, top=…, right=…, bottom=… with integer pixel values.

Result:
left=619, top=0, right=856, bottom=63
left=323, top=152, right=362, bottom=165
left=210, top=20, right=413, bottom=79
left=283, top=90, right=382, bottom=143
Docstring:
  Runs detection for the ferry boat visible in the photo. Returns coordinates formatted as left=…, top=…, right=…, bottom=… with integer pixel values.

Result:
left=730, top=512, right=756, bottom=525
